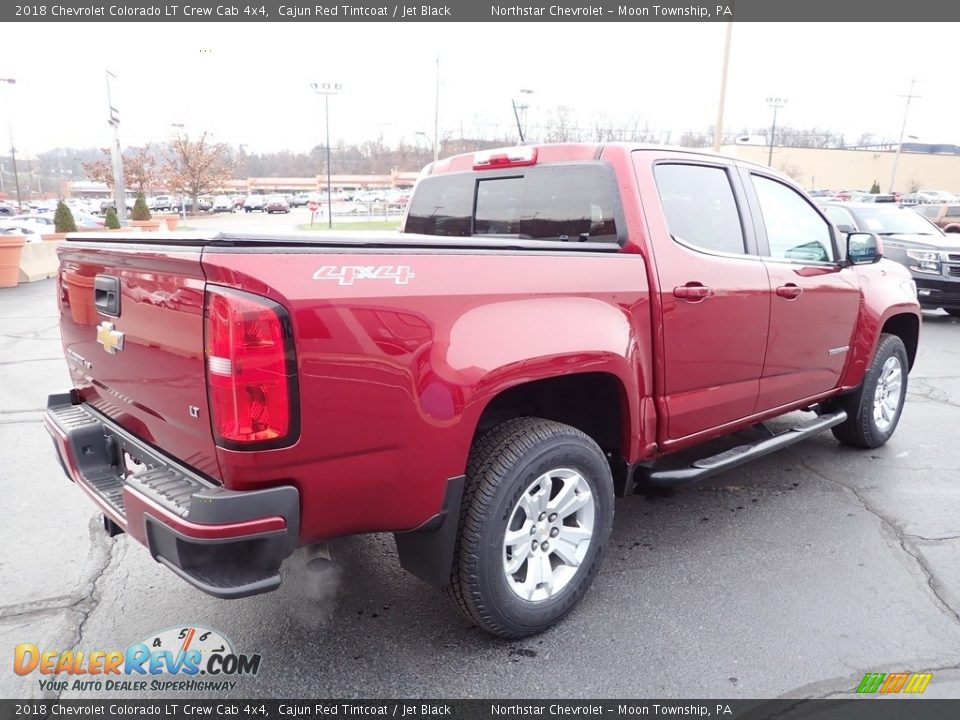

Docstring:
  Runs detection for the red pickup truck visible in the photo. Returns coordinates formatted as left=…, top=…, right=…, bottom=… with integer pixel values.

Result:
left=46, top=143, right=921, bottom=638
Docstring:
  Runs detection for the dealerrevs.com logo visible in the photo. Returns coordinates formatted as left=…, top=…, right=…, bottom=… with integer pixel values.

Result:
left=13, top=626, right=261, bottom=693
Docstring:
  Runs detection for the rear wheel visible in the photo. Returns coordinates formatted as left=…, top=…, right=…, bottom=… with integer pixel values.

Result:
left=448, top=418, right=614, bottom=638
left=831, top=333, right=908, bottom=448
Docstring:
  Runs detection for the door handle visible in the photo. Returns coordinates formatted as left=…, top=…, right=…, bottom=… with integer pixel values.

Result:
left=776, top=284, right=803, bottom=299
left=673, top=283, right=713, bottom=302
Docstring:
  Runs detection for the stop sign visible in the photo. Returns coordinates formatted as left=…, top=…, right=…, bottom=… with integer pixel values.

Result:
left=307, top=200, right=319, bottom=212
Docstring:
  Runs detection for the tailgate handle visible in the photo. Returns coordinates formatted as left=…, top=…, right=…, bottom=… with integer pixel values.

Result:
left=94, top=275, right=121, bottom=316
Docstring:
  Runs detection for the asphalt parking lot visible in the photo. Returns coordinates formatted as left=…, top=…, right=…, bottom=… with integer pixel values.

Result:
left=2, top=272, right=960, bottom=700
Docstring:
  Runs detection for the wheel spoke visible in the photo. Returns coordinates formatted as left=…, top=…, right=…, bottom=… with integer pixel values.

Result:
left=517, top=491, right=539, bottom=520
left=552, top=537, right=583, bottom=567
left=547, top=475, right=578, bottom=513
left=552, top=487, right=591, bottom=520
left=522, top=552, right=553, bottom=599
left=531, top=480, right=550, bottom=513
left=504, top=525, right=532, bottom=550
left=504, top=542, right=531, bottom=575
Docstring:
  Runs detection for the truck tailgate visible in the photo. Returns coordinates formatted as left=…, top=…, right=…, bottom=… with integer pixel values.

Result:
left=57, top=241, right=220, bottom=479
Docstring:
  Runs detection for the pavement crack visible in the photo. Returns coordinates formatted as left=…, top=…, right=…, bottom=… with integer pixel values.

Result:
left=800, top=459, right=960, bottom=627
left=49, top=517, right=120, bottom=701
left=0, top=595, right=88, bottom=620
left=0, top=357, right=64, bottom=367
left=904, top=533, right=960, bottom=542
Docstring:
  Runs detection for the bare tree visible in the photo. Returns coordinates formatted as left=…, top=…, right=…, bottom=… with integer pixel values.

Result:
left=123, top=146, right=160, bottom=195
left=164, top=132, right=235, bottom=211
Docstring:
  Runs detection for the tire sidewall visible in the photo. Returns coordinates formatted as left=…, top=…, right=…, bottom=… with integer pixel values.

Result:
left=472, top=436, right=613, bottom=634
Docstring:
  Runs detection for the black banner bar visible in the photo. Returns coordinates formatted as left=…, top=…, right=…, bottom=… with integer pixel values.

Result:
left=4, top=0, right=960, bottom=22
left=2, top=700, right=960, bottom=720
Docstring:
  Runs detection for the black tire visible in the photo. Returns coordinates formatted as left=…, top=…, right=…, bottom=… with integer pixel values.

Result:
left=945, top=309, right=960, bottom=318
left=448, top=417, right=614, bottom=638
left=831, top=333, right=909, bottom=448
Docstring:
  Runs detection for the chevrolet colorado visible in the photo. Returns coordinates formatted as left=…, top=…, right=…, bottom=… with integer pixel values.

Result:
left=46, top=143, right=921, bottom=638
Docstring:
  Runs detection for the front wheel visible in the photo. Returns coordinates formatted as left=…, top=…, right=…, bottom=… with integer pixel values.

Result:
left=831, top=333, right=909, bottom=448
left=448, top=418, right=614, bottom=638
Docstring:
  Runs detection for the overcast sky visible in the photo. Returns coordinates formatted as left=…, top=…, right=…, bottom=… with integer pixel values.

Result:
left=0, top=22, right=955, bottom=155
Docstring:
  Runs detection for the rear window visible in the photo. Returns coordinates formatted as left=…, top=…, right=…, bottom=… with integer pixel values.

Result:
left=403, top=164, right=619, bottom=243
left=946, top=206, right=960, bottom=218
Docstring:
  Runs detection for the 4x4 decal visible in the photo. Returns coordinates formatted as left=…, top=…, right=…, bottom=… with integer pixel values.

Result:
left=313, top=265, right=415, bottom=286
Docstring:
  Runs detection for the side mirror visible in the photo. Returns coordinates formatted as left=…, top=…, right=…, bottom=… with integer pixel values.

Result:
left=846, top=232, right=883, bottom=265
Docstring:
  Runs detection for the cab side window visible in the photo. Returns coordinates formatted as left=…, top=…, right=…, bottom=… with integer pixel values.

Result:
left=654, top=164, right=747, bottom=255
left=752, top=176, right=835, bottom=263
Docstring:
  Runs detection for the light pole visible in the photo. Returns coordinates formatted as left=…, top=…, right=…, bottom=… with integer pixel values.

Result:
left=310, top=82, right=341, bottom=230
left=889, top=78, right=921, bottom=194
left=1, top=78, right=22, bottom=210
left=106, top=70, right=127, bottom=223
left=765, top=97, right=787, bottom=167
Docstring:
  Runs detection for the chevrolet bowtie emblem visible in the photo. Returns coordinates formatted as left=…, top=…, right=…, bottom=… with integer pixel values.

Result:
left=96, top=321, right=125, bottom=354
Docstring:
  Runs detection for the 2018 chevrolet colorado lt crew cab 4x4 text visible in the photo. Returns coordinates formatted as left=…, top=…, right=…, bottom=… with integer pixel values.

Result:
left=46, top=143, right=921, bottom=638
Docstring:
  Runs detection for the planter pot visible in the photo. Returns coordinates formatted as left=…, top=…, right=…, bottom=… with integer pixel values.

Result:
left=62, top=270, right=98, bottom=325
left=42, top=232, right=68, bottom=242
left=159, top=214, right=180, bottom=231
left=0, top=234, right=27, bottom=288
left=130, top=219, right=162, bottom=232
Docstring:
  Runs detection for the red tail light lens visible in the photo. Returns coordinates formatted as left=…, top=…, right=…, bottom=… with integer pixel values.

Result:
left=473, top=147, right=537, bottom=169
left=204, top=287, right=299, bottom=449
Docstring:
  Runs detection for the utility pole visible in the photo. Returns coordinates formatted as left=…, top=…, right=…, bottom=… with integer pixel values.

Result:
left=766, top=97, right=787, bottom=166
left=889, top=78, right=920, bottom=194
left=1, top=78, right=22, bottom=210
left=713, top=23, right=733, bottom=152
left=106, top=70, right=127, bottom=223
left=433, top=56, right=440, bottom=163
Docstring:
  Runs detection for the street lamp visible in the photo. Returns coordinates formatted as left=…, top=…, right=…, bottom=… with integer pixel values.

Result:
left=310, top=82, right=341, bottom=230
left=1, top=78, right=22, bottom=210
left=765, top=97, right=787, bottom=167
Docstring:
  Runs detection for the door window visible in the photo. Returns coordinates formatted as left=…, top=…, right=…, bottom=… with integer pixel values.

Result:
left=752, top=176, right=835, bottom=263
left=654, top=164, right=747, bottom=255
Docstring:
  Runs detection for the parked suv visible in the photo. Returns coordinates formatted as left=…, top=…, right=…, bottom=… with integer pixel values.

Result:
left=915, top=204, right=960, bottom=234
left=821, top=201, right=960, bottom=316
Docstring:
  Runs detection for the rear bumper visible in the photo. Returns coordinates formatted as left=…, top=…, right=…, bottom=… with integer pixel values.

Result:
left=44, top=392, right=299, bottom=599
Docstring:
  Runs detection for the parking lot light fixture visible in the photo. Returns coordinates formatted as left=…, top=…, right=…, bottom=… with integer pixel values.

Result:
left=311, top=82, right=342, bottom=230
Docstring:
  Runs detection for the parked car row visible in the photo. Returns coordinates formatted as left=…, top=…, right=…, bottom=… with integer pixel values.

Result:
left=817, top=200, right=960, bottom=316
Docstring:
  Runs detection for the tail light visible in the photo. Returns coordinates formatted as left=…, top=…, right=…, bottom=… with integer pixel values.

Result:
left=204, top=286, right=299, bottom=449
